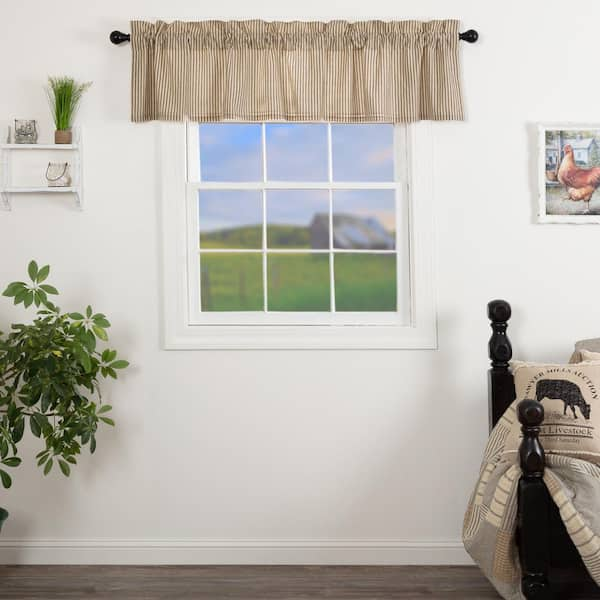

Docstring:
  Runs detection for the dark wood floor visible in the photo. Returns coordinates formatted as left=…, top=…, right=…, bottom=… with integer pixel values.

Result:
left=4, top=565, right=600, bottom=599
left=0, top=566, right=502, bottom=599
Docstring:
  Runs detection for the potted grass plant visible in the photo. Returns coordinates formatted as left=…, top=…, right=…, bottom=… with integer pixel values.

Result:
left=0, top=261, right=128, bottom=529
left=46, top=77, right=91, bottom=144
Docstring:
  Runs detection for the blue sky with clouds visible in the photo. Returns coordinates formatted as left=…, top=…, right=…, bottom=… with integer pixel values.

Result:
left=198, top=123, right=395, bottom=234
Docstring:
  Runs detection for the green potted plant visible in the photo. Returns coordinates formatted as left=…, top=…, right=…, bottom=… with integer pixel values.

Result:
left=46, top=77, right=91, bottom=144
left=0, top=261, right=128, bottom=529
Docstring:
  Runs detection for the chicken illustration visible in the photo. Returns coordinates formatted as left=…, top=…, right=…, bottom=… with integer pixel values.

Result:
left=557, top=144, right=600, bottom=212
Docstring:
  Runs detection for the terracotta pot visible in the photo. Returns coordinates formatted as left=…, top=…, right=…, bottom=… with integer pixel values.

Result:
left=55, top=129, right=72, bottom=144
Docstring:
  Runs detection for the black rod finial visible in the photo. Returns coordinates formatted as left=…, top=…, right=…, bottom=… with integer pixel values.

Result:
left=110, top=30, right=131, bottom=45
left=459, top=29, right=479, bottom=43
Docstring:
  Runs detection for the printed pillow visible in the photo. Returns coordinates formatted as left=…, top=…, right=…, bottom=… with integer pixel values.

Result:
left=570, top=338, right=600, bottom=363
left=503, top=360, right=600, bottom=463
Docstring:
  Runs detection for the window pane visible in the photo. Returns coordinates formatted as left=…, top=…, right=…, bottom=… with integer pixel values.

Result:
left=266, top=124, right=328, bottom=181
left=200, top=254, right=263, bottom=311
left=267, top=254, right=330, bottom=311
left=267, top=190, right=329, bottom=249
left=334, top=254, right=396, bottom=312
left=332, top=190, right=396, bottom=250
left=199, top=124, right=262, bottom=182
left=199, top=190, right=262, bottom=249
left=332, top=124, right=394, bottom=181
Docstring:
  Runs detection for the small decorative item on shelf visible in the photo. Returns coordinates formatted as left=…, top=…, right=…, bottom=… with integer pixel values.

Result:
left=45, top=162, right=72, bottom=187
left=6, top=126, right=11, bottom=144
left=46, top=76, right=91, bottom=144
left=14, top=119, right=38, bottom=144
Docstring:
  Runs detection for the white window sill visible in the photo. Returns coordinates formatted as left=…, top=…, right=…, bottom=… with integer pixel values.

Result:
left=163, top=323, right=437, bottom=350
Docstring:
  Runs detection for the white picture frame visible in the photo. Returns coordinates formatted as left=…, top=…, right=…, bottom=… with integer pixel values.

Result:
left=538, top=123, right=600, bottom=224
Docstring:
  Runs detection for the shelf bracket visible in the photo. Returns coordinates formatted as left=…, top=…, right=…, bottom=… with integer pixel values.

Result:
left=0, top=191, right=10, bottom=211
left=0, top=148, right=9, bottom=210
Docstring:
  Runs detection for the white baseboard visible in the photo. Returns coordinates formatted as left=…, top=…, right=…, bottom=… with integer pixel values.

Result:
left=0, top=538, right=472, bottom=565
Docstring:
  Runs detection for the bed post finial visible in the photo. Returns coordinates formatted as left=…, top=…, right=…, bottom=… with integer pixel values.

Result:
left=488, top=299, right=512, bottom=368
left=488, top=300, right=515, bottom=430
left=518, top=399, right=545, bottom=479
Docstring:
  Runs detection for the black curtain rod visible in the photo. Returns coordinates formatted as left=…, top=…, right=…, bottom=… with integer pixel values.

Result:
left=109, top=28, right=479, bottom=45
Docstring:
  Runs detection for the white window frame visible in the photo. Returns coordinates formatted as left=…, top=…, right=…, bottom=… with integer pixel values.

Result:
left=160, top=121, right=437, bottom=350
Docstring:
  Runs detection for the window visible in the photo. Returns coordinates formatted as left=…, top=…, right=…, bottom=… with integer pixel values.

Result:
left=160, top=121, right=436, bottom=349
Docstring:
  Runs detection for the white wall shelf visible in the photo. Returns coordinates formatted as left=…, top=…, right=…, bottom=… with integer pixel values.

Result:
left=0, top=143, right=79, bottom=150
left=0, top=128, right=83, bottom=210
left=3, top=187, right=79, bottom=192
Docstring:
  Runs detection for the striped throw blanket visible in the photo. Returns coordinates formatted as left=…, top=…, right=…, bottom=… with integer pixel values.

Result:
left=463, top=402, right=600, bottom=600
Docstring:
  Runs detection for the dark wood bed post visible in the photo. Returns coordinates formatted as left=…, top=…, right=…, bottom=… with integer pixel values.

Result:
left=518, top=400, right=550, bottom=599
left=487, top=300, right=515, bottom=429
left=487, top=300, right=550, bottom=598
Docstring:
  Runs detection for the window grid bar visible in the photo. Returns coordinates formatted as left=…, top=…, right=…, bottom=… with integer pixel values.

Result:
left=393, top=125, right=405, bottom=315
left=196, top=126, right=202, bottom=183
left=197, top=248, right=397, bottom=254
left=327, top=123, right=336, bottom=313
left=261, top=123, right=268, bottom=312
left=190, top=181, right=398, bottom=190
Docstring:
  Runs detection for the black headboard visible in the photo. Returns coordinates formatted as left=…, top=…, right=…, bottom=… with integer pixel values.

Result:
left=488, top=300, right=516, bottom=430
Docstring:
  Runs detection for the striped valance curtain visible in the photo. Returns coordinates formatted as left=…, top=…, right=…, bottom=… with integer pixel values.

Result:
left=131, top=19, right=464, bottom=123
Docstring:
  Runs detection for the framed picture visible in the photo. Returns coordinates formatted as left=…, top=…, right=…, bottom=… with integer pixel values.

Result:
left=538, top=124, right=600, bottom=223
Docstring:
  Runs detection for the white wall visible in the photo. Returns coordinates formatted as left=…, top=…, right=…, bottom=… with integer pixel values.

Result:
left=0, top=0, right=598, bottom=564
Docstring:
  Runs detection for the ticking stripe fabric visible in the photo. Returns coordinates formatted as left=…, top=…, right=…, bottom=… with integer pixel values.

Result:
left=130, top=20, right=464, bottom=123
left=463, top=402, right=600, bottom=599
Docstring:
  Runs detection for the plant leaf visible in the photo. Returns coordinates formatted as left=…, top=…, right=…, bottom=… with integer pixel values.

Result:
left=92, top=325, right=108, bottom=341
left=34, top=413, right=50, bottom=436
left=2, top=457, right=21, bottom=468
left=0, top=469, right=12, bottom=489
left=12, top=419, right=25, bottom=444
left=69, top=312, right=85, bottom=321
left=58, top=460, right=70, bottom=477
left=79, top=353, right=92, bottom=373
left=43, top=458, right=53, bottom=476
left=23, top=292, right=33, bottom=308
left=39, top=284, right=58, bottom=295
left=97, top=405, right=112, bottom=414
left=2, top=282, right=26, bottom=297
left=94, top=316, right=111, bottom=328
left=36, top=265, right=50, bottom=283
left=99, top=417, right=115, bottom=426
left=110, top=360, right=129, bottom=370
left=14, top=288, right=28, bottom=305
left=28, top=260, right=38, bottom=282
left=30, top=417, right=41, bottom=438
left=82, top=331, right=96, bottom=352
